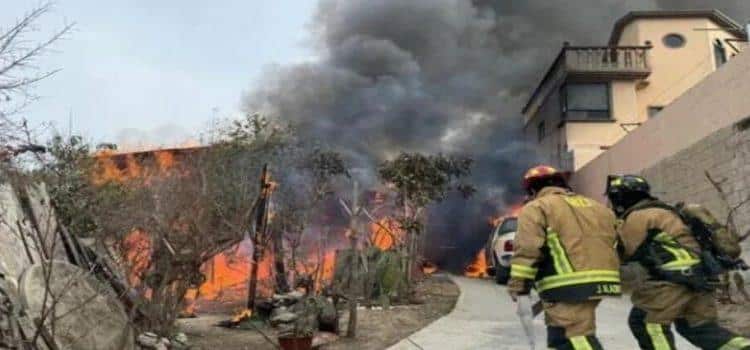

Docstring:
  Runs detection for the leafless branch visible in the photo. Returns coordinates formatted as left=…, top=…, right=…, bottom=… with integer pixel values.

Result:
left=705, top=170, right=750, bottom=238
left=0, top=1, right=75, bottom=148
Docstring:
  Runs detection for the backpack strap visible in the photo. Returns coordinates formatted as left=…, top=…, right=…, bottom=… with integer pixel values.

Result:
left=622, top=199, right=676, bottom=221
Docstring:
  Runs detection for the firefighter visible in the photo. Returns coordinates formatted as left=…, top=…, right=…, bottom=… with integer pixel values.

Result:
left=509, top=165, right=621, bottom=350
left=606, top=175, right=750, bottom=350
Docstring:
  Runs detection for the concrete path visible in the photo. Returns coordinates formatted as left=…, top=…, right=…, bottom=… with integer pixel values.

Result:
left=389, top=275, right=696, bottom=350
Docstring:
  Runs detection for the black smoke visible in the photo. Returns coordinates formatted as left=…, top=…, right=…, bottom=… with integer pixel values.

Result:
left=244, top=0, right=750, bottom=271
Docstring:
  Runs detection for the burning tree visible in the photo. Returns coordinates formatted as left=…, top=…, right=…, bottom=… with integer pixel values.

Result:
left=270, top=149, right=349, bottom=293
left=378, top=153, right=475, bottom=287
left=64, top=114, right=294, bottom=335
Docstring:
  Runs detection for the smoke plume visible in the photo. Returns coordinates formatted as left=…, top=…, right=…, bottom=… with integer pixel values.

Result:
left=244, top=0, right=750, bottom=270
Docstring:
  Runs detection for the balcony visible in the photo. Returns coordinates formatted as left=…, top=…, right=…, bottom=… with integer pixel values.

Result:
left=563, top=45, right=652, bottom=79
left=523, top=45, right=652, bottom=120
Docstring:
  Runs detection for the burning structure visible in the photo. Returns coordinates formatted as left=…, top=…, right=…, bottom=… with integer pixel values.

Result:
left=91, top=144, right=428, bottom=319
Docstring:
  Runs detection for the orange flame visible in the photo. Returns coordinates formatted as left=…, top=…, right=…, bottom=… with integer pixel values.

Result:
left=231, top=309, right=253, bottom=323
left=421, top=261, right=438, bottom=275
left=194, top=241, right=273, bottom=302
left=121, top=229, right=153, bottom=286
left=94, top=146, right=348, bottom=313
left=370, top=217, right=404, bottom=250
left=154, top=151, right=176, bottom=172
left=464, top=249, right=488, bottom=278
left=293, top=250, right=337, bottom=292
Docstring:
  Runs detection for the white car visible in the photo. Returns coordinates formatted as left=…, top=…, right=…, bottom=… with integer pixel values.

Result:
left=485, top=217, right=517, bottom=285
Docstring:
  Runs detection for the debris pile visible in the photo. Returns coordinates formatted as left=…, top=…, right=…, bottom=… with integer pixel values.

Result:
left=271, top=291, right=338, bottom=338
left=220, top=289, right=338, bottom=340
left=0, top=183, right=137, bottom=350
left=136, top=332, right=190, bottom=350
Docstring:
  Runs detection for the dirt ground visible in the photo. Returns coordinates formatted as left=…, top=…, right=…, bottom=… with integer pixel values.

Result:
left=177, top=275, right=460, bottom=350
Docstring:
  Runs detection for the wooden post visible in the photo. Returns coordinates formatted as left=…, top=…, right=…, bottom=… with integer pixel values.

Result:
left=346, top=180, right=360, bottom=338
left=247, top=164, right=270, bottom=311
left=271, top=193, right=290, bottom=294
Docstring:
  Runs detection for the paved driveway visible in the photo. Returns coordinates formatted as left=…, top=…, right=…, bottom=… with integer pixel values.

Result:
left=388, top=276, right=696, bottom=350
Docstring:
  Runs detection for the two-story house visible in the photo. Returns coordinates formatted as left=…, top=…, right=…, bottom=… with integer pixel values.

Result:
left=523, top=10, right=747, bottom=170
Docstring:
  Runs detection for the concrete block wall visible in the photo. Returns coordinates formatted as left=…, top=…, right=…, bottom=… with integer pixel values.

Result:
left=640, top=118, right=750, bottom=260
left=569, top=49, right=750, bottom=263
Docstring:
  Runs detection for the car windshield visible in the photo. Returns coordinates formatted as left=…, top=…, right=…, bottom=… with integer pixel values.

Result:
left=497, top=218, right=517, bottom=235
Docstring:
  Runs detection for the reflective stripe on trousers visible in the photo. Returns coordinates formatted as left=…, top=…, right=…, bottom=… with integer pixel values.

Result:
left=646, top=323, right=674, bottom=350
left=570, top=336, right=594, bottom=350
left=720, top=337, right=750, bottom=350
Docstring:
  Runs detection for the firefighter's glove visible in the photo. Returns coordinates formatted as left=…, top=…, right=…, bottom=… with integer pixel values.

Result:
left=508, top=278, right=532, bottom=302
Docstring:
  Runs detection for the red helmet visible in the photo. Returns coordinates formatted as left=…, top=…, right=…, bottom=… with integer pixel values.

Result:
left=522, top=165, right=569, bottom=193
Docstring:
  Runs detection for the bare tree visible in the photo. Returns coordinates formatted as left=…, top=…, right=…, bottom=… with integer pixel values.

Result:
left=705, top=170, right=750, bottom=241
left=1, top=2, right=74, bottom=147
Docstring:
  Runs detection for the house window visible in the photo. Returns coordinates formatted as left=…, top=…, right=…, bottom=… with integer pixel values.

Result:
left=663, top=33, right=686, bottom=48
left=561, top=83, right=611, bottom=120
left=648, top=106, right=664, bottom=118
left=714, top=40, right=727, bottom=68
left=537, top=121, right=546, bottom=142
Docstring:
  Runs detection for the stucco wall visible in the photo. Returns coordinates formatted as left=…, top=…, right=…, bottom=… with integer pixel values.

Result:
left=615, top=18, right=742, bottom=122
left=565, top=80, right=640, bottom=169
left=571, top=49, right=750, bottom=204
left=525, top=85, right=566, bottom=168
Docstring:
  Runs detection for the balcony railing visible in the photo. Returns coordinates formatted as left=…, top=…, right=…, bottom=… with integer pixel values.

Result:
left=523, top=44, right=653, bottom=120
left=563, top=45, right=652, bottom=78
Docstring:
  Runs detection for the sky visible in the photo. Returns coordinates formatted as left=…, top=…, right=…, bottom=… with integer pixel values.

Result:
left=2, top=1, right=318, bottom=148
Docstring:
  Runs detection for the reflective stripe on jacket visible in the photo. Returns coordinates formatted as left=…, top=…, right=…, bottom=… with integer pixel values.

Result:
left=619, top=200, right=703, bottom=278
left=510, top=187, right=622, bottom=302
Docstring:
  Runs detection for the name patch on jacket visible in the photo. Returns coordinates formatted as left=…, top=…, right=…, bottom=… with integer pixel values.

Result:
left=596, top=284, right=621, bottom=295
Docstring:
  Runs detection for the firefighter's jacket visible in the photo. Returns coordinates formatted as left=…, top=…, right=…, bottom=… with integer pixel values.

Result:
left=510, top=187, right=622, bottom=302
left=619, top=200, right=702, bottom=277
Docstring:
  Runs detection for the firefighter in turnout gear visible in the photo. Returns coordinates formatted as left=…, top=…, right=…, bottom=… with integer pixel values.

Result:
left=509, top=165, right=622, bottom=350
left=607, top=175, right=750, bottom=350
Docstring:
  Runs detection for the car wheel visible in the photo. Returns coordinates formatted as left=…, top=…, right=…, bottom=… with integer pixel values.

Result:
left=494, top=257, right=510, bottom=285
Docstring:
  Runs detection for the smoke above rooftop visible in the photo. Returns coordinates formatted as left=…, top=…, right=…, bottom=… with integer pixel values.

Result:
left=243, top=0, right=750, bottom=269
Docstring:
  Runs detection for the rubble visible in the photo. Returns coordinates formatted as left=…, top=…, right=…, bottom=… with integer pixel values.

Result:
left=0, top=182, right=138, bottom=350
left=272, top=290, right=305, bottom=307
left=136, top=333, right=161, bottom=348
left=270, top=308, right=299, bottom=325
left=136, top=332, right=190, bottom=350
left=263, top=290, right=339, bottom=339
left=171, top=333, right=190, bottom=349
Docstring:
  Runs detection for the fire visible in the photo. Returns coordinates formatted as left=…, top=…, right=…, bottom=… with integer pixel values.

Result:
left=154, top=150, right=176, bottom=172
left=292, top=250, right=337, bottom=292
left=93, top=150, right=124, bottom=185
left=192, top=240, right=273, bottom=304
left=120, top=229, right=153, bottom=286
left=93, top=146, right=346, bottom=314
left=489, top=203, right=524, bottom=227
left=91, top=147, right=198, bottom=185
left=370, top=217, right=404, bottom=250
left=464, top=249, right=488, bottom=278
left=421, top=261, right=438, bottom=275
left=231, top=309, right=253, bottom=323
left=318, top=251, right=336, bottom=286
